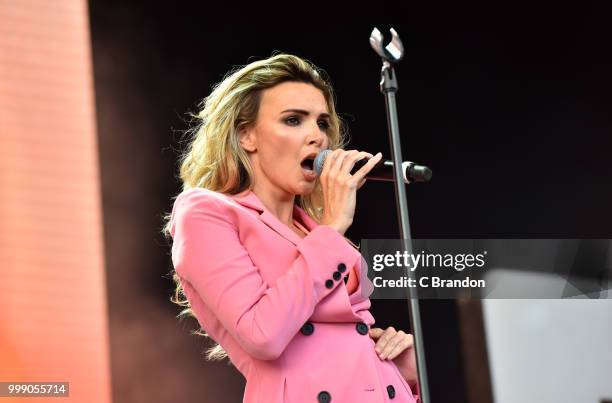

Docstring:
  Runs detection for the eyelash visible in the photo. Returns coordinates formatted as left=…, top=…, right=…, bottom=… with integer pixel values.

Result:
left=285, top=116, right=331, bottom=131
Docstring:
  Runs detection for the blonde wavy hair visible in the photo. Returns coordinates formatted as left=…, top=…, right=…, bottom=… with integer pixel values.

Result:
left=162, top=53, right=350, bottom=362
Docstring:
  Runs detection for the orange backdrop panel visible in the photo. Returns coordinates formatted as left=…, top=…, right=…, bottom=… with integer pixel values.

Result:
left=0, top=0, right=111, bottom=402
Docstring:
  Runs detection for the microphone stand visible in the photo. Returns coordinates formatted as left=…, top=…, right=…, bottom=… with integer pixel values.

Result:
left=370, top=27, right=431, bottom=403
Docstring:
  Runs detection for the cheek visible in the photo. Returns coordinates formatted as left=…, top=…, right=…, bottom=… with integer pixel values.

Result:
left=260, top=139, right=299, bottom=172
left=258, top=135, right=282, bottom=159
left=264, top=139, right=291, bottom=162
left=257, top=128, right=305, bottom=177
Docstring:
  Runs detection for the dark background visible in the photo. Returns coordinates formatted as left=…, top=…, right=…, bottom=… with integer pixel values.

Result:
left=88, top=1, right=612, bottom=402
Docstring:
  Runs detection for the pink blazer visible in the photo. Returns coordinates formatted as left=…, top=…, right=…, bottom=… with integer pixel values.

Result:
left=169, top=187, right=419, bottom=403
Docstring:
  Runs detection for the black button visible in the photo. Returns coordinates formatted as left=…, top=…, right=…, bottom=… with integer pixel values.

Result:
left=325, top=279, right=334, bottom=289
left=332, top=271, right=341, bottom=281
left=387, top=385, right=396, bottom=399
left=317, top=390, right=331, bottom=403
left=337, top=263, right=346, bottom=273
left=343, top=275, right=348, bottom=284
left=356, top=322, right=368, bottom=335
left=300, top=322, right=314, bottom=336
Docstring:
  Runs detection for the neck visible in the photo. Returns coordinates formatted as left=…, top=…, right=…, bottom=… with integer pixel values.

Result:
left=251, top=183, right=296, bottom=227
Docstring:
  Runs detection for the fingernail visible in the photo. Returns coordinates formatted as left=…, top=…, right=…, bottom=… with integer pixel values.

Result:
left=375, top=347, right=381, bottom=354
left=377, top=152, right=382, bottom=157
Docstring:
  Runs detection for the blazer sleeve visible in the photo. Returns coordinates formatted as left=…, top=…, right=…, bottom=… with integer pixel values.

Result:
left=170, top=190, right=362, bottom=361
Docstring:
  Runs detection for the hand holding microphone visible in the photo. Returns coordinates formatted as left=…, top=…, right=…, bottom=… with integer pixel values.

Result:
left=315, top=149, right=432, bottom=236
left=317, top=149, right=383, bottom=236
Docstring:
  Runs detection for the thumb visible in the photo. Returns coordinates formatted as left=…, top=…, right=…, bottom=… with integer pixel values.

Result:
left=368, top=327, right=384, bottom=339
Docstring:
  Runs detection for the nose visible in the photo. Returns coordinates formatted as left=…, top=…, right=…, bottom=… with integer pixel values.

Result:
left=307, top=122, right=327, bottom=148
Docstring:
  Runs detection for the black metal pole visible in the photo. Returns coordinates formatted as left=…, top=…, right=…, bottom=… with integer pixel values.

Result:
left=379, top=59, right=431, bottom=403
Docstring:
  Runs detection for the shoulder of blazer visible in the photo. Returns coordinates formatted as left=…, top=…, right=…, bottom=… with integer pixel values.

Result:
left=174, top=187, right=316, bottom=246
left=176, top=187, right=264, bottom=215
left=170, top=188, right=256, bottom=235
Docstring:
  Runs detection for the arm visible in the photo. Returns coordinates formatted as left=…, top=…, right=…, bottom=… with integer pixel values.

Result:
left=171, top=191, right=360, bottom=360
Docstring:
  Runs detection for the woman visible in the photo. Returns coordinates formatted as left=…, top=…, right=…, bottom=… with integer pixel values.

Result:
left=164, top=53, right=419, bottom=402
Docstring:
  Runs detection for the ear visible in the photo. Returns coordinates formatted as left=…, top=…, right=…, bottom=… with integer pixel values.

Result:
left=239, top=126, right=257, bottom=153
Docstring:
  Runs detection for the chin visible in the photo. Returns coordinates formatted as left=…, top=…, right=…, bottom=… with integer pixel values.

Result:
left=294, top=189, right=313, bottom=197
left=293, top=183, right=316, bottom=196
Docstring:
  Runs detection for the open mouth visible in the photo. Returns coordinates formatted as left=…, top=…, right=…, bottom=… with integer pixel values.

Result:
left=300, top=156, right=315, bottom=172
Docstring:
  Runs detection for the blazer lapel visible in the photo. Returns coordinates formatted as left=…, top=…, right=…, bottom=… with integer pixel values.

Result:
left=260, top=210, right=303, bottom=245
left=230, top=190, right=303, bottom=246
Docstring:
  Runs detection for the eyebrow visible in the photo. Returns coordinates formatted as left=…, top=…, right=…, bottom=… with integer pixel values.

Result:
left=280, top=109, right=331, bottom=120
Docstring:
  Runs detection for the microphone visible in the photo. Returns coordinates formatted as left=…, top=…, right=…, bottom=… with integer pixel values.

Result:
left=313, top=149, right=432, bottom=184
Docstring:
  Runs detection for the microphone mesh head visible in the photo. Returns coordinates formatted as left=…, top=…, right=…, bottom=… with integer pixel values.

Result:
left=314, top=149, right=332, bottom=176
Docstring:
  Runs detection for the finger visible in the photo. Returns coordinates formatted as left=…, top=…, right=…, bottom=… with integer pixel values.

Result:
left=368, top=327, right=385, bottom=340
left=385, top=335, right=412, bottom=360
left=384, top=333, right=413, bottom=360
left=379, top=333, right=405, bottom=359
left=357, top=177, right=367, bottom=189
left=346, top=151, right=372, bottom=173
left=325, top=149, right=348, bottom=179
left=374, top=326, right=396, bottom=354
left=351, top=152, right=383, bottom=181
left=337, top=150, right=361, bottom=176
left=320, top=148, right=337, bottom=176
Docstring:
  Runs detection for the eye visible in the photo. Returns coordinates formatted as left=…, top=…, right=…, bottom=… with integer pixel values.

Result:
left=285, top=116, right=301, bottom=126
left=284, top=115, right=330, bottom=132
